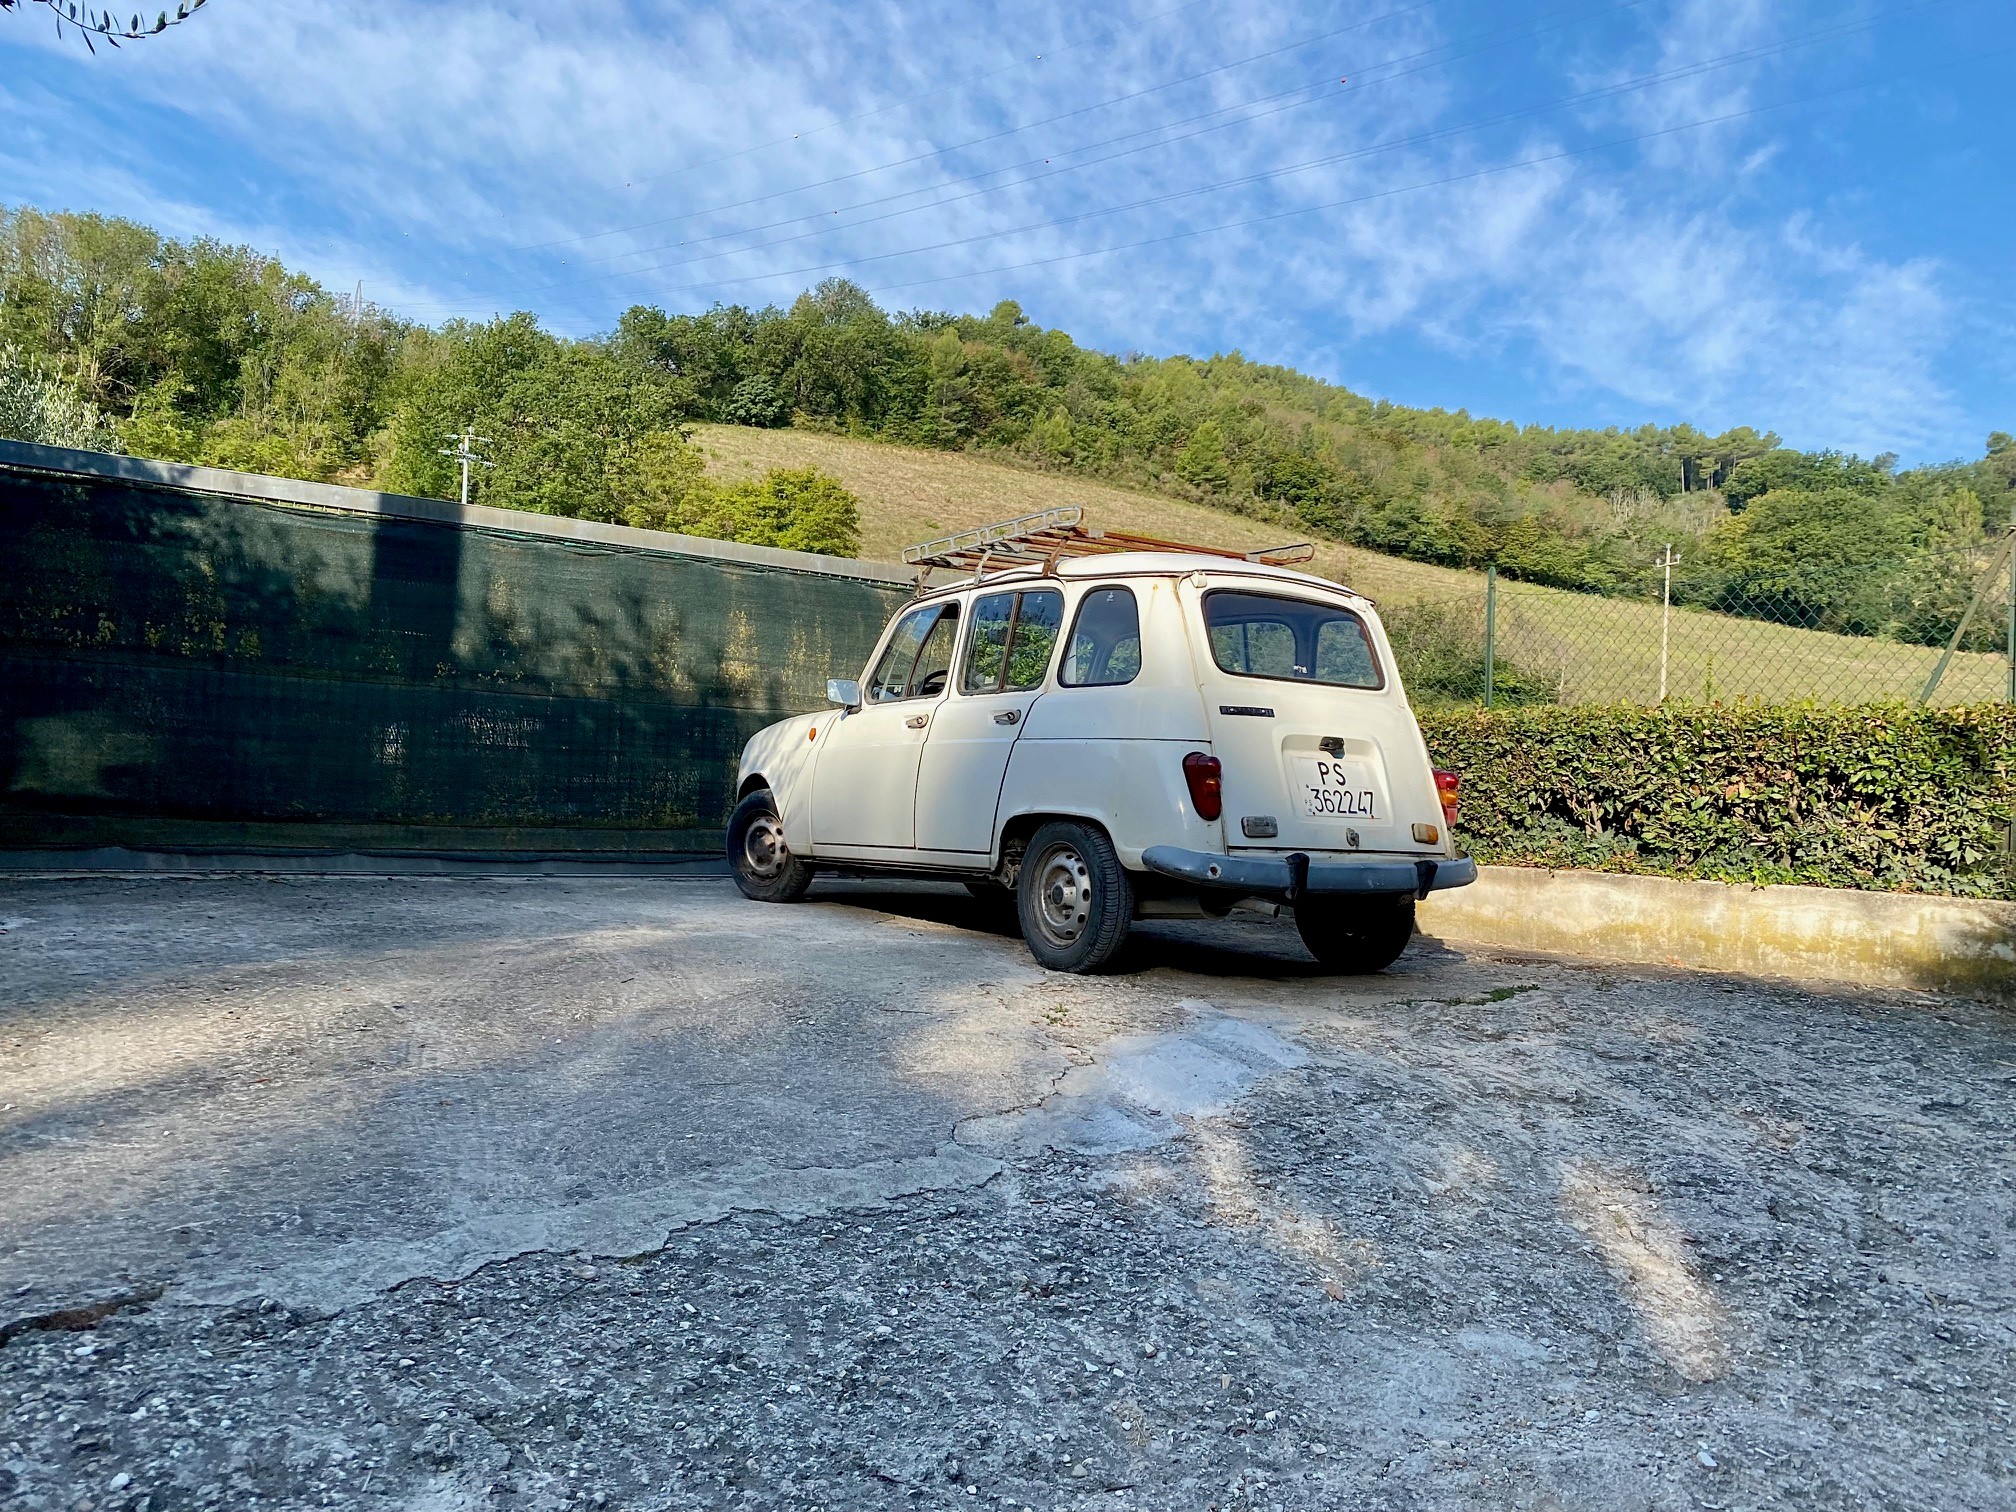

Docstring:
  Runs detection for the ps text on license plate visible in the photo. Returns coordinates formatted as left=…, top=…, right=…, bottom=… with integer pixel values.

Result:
left=1300, top=757, right=1378, bottom=818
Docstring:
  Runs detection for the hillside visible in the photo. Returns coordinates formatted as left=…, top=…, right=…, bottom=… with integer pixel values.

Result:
left=693, top=425, right=2007, bottom=707
left=4, top=202, right=2009, bottom=701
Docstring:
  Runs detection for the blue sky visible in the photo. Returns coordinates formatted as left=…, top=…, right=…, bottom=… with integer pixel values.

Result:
left=2, top=0, right=2011, bottom=464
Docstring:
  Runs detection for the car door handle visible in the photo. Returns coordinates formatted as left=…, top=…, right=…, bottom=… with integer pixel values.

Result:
left=993, top=709, right=1021, bottom=725
left=906, top=714, right=929, bottom=729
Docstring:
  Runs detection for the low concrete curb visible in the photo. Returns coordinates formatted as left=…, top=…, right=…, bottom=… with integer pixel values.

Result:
left=1419, top=865, right=2016, bottom=999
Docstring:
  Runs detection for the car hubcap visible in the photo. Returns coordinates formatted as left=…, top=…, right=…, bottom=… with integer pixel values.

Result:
left=1034, top=845, right=1092, bottom=945
left=742, top=814, right=787, bottom=879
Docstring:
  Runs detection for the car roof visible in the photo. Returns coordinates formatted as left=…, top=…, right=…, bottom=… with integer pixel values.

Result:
left=916, top=551, right=1366, bottom=603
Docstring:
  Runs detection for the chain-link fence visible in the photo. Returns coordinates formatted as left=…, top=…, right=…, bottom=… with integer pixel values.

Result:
left=1363, top=537, right=2016, bottom=709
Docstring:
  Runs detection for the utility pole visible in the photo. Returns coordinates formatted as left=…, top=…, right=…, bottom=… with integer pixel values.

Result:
left=439, top=427, right=493, bottom=507
left=1483, top=563, right=1497, bottom=709
left=2007, top=497, right=2016, bottom=706
left=1658, top=544, right=1680, bottom=703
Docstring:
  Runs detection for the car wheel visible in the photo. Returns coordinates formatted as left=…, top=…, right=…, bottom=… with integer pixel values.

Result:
left=1017, top=821, right=1133, bottom=974
left=1293, top=894, right=1416, bottom=973
left=727, top=789, right=813, bottom=903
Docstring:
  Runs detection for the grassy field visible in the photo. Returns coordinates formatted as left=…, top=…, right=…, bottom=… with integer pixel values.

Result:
left=694, top=425, right=2007, bottom=707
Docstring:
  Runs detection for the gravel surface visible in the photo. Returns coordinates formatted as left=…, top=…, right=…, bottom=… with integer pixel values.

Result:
left=1, top=876, right=2012, bottom=1511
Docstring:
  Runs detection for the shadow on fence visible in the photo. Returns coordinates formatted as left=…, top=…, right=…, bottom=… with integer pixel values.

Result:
left=0, top=455, right=907, bottom=856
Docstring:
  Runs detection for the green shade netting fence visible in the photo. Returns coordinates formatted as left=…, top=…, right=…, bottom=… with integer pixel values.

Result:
left=0, top=464, right=907, bottom=852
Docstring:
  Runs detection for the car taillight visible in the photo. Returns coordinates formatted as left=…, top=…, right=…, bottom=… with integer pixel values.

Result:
left=1182, top=751, right=1223, bottom=821
left=1434, top=769, right=1459, bottom=829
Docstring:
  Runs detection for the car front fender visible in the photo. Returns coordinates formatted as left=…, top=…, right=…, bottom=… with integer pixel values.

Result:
left=737, top=711, right=838, bottom=853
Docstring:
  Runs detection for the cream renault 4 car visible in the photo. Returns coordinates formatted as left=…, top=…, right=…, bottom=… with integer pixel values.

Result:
left=728, top=511, right=1474, bottom=974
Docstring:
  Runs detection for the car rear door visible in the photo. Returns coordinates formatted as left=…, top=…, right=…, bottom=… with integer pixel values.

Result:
left=1180, top=580, right=1426, bottom=854
left=913, top=585, right=1064, bottom=854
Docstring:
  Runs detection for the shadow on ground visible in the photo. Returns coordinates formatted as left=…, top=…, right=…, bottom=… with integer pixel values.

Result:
left=806, top=878, right=1340, bottom=980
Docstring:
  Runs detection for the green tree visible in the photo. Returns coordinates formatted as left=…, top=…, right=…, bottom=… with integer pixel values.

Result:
left=0, top=345, right=117, bottom=449
left=720, top=373, right=785, bottom=427
left=1987, top=431, right=2016, bottom=495
left=676, top=467, right=861, bottom=556
left=1722, top=448, right=1889, bottom=509
left=1, top=197, right=1997, bottom=646
left=1174, top=418, right=1230, bottom=490
left=1028, top=405, right=1074, bottom=461
left=614, top=430, right=714, bottom=532
left=116, top=377, right=203, bottom=461
left=377, top=314, right=692, bottom=518
left=1706, top=486, right=1907, bottom=633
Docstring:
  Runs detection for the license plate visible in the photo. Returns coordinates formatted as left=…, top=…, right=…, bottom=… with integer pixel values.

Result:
left=1297, top=756, right=1380, bottom=819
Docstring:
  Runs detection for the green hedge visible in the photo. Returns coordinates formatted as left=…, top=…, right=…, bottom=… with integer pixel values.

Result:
left=1420, top=704, right=2016, bottom=898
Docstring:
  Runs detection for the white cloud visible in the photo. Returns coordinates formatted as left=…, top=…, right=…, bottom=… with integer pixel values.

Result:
left=1507, top=197, right=1951, bottom=452
left=0, top=0, right=1988, bottom=458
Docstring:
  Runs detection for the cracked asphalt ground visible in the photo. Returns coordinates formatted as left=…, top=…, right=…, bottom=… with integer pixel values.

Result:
left=1, top=877, right=2012, bottom=1512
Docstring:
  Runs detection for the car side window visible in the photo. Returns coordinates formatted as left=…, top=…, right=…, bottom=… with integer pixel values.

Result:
left=963, top=593, right=1014, bottom=693
left=906, top=603, right=960, bottom=698
left=1005, top=590, right=1064, bottom=690
left=962, top=588, right=1065, bottom=694
left=866, top=605, right=938, bottom=702
left=1061, top=586, right=1142, bottom=687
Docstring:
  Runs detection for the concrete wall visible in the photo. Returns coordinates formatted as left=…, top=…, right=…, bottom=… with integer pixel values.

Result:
left=1420, top=865, right=2016, bottom=999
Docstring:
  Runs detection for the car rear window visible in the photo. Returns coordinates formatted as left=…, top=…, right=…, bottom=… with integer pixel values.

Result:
left=1202, top=590, right=1381, bottom=689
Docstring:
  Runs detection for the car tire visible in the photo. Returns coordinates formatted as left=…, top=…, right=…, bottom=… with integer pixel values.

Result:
left=1017, top=820, right=1133, bottom=974
left=1294, top=894, right=1416, bottom=974
left=726, top=788, right=813, bottom=903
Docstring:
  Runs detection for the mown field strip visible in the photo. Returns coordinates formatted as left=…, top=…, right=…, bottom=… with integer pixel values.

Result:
left=694, top=425, right=2004, bottom=705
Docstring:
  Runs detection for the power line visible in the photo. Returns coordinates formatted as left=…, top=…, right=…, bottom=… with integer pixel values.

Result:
left=501, top=0, right=1444, bottom=257
left=413, top=0, right=1646, bottom=315
left=854, top=41, right=2011, bottom=302
left=567, top=87, right=1338, bottom=275
left=640, top=0, right=1988, bottom=295
left=412, top=0, right=1973, bottom=318
left=611, top=0, right=1220, bottom=195
left=484, top=34, right=2006, bottom=313
left=792, top=0, right=1963, bottom=283
left=488, top=0, right=1221, bottom=253
left=566, top=0, right=1647, bottom=278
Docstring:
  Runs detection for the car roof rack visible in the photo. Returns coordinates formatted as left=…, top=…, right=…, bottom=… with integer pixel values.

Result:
left=901, top=507, right=1315, bottom=582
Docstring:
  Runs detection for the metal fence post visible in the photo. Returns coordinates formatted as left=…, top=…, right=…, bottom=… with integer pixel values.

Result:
left=1483, top=564, right=1497, bottom=709
left=1658, top=544, right=1677, bottom=703
left=2007, top=501, right=2016, bottom=871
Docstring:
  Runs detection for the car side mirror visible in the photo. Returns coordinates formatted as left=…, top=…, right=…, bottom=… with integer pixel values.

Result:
left=827, top=678, right=863, bottom=711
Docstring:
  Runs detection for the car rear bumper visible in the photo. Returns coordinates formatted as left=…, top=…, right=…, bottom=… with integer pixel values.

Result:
left=1139, top=846, right=1477, bottom=901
